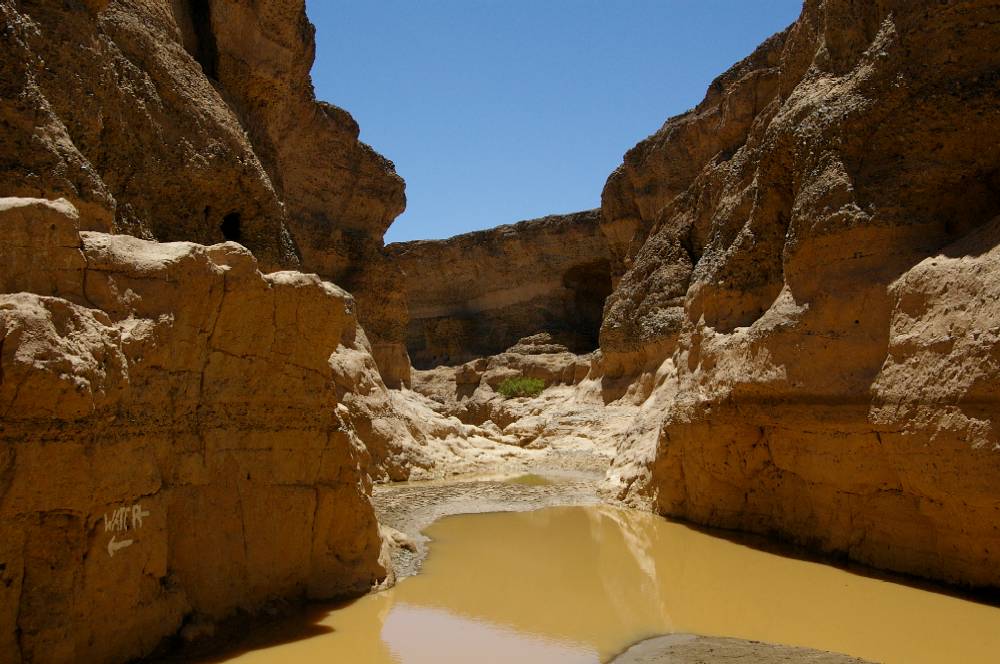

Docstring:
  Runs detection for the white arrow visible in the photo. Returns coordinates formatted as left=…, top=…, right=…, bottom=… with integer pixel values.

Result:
left=107, top=535, right=134, bottom=558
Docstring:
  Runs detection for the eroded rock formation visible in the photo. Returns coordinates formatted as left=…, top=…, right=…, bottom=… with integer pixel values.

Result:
left=194, top=0, right=411, bottom=387
left=3, top=0, right=1000, bottom=660
left=0, top=198, right=389, bottom=663
left=0, top=191, right=558, bottom=664
left=389, top=210, right=612, bottom=368
left=605, top=0, right=1000, bottom=588
left=0, top=0, right=411, bottom=386
left=0, top=0, right=294, bottom=266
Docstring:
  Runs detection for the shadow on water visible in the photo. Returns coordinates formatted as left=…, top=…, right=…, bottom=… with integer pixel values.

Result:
left=148, top=598, right=359, bottom=663
left=665, top=515, right=1000, bottom=610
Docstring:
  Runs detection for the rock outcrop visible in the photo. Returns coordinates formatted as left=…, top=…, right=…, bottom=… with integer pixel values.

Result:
left=0, top=0, right=411, bottom=386
left=412, top=333, right=593, bottom=428
left=0, top=0, right=294, bottom=266
left=198, top=0, right=411, bottom=387
left=605, top=0, right=1000, bottom=588
left=0, top=198, right=390, bottom=663
left=389, top=210, right=612, bottom=368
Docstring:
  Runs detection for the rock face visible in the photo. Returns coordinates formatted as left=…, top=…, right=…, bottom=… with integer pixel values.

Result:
left=0, top=0, right=293, bottom=266
left=0, top=0, right=411, bottom=385
left=606, top=0, right=1000, bottom=588
left=198, top=0, right=411, bottom=387
left=389, top=210, right=613, bottom=368
left=0, top=199, right=389, bottom=663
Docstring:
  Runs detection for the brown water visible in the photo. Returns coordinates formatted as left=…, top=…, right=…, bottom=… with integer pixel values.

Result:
left=207, top=505, right=1000, bottom=664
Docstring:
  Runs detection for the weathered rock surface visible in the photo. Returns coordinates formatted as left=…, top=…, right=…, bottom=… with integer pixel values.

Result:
left=0, top=0, right=293, bottom=266
left=413, top=334, right=591, bottom=427
left=0, top=199, right=389, bottom=663
left=409, top=334, right=638, bottom=471
left=606, top=0, right=1000, bottom=588
left=388, top=210, right=612, bottom=368
left=200, top=0, right=411, bottom=387
left=0, top=0, right=411, bottom=385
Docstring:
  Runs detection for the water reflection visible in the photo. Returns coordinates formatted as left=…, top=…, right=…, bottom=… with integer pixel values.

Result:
left=383, top=605, right=596, bottom=663
left=199, top=506, right=1000, bottom=664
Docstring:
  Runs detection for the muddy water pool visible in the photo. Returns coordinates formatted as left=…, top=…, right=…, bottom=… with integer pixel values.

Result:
left=205, top=505, right=1000, bottom=663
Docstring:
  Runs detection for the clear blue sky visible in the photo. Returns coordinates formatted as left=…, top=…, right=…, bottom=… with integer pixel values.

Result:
left=306, top=1, right=802, bottom=243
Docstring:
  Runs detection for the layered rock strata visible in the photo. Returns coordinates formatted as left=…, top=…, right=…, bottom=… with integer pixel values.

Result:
left=0, top=0, right=411, bottom=386
left=0, top=198, right=389, bottom=663
left=389, top=210, right=612, bottom=368
left=605, top=0, right=1000, bottom=588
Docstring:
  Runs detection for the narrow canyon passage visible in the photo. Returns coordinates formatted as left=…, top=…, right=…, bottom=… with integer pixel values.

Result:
left=3, top=1, right=1000, bottom=663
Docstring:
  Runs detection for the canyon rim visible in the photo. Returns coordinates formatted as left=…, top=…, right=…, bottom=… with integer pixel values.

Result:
left=1, top=1, right=1000, bottom=663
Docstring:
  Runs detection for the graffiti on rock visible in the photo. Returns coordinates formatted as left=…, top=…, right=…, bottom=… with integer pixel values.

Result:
left=103, top=503, right=150, bottom=558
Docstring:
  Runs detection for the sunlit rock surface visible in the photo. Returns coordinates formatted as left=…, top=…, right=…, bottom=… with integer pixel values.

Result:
left=0, top=0, right=410, bottom=385
left=0, top=198, right=393, bottom=663
left=604, top=0, right=1000, bottom=588
left=388, top=210, right=612, bottom=368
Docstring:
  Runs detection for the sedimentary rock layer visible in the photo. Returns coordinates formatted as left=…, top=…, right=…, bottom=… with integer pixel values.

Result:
left=389, top=210, right=612, bottom=368
left=606, top=0, right=1000, bottom=588
left=0, top=0, right=410, bottom=385
left=0, top=198, right=389, bottom=663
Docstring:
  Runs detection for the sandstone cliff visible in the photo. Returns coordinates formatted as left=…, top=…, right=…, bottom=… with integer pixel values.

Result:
left=198, top=0, right=411, bottom=387
left=0, top=0, right=411, bottom=386
left=388, top=210, right=612, bottom=368
left=605, top=0, right=1000, bottom=588
left=0, top=198, right=390, bottom=663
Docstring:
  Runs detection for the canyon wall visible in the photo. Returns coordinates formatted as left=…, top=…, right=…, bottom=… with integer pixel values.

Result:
left=199, top=0, right=412, bottom=387
left=0, top=0, right=411, bottom=386
left=0, top=2, right=424, bottom=661
left=0, top=198, right=391, bottom=663
left=605, top=0, right=1000, bottom=588
left=388, top=210, right=612, bottom=368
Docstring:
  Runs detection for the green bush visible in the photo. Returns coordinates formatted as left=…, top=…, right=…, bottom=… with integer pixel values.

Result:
left=497, top=376, right=546, bottom=399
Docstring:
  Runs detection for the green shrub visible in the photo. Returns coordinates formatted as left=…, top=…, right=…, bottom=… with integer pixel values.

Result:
left=497, top=376, right=546, bottom=399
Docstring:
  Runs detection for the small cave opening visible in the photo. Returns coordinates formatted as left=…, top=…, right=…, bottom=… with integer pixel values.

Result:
left=220, top=212, right=242, bottom=243
left=562, top=259, right=613, bottom=352
left=187, top=0, right=219, bottom=80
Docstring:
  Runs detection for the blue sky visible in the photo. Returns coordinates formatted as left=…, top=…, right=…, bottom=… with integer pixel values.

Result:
left=306, top=1, right=803, bottom=243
